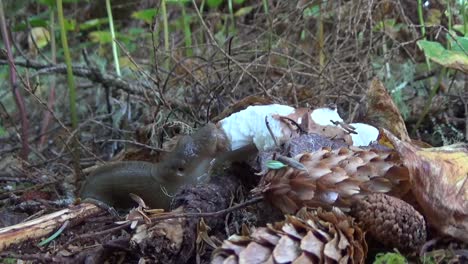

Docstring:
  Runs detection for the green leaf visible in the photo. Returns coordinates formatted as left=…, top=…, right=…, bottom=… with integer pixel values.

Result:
left=207, top=0, right=223, bottom=9
left=448, top=35, right=468, bottom=53
left=417, top=40, right=468, bottom=73
left=0, top=125, right=6, bottom=137
left=132, top=8, right=158, bottom=24
left=233, top=0, right=245, bottom=4
left=373, top=252, right=407, bottom=264
left=166, top=0, right=191, bottom=4
left=234, top=6, right=253, bottom=17
left=63, top=18, right=77, bottom=31
left=29, top=27, right=51, bottom=49
left=303, top=5, right=320, bottom=18
left=79, top=18, right=108, bottom=31
left=453, top=24, right=466, bottom=35
left=373, top=19, right=396, bottom=32
left=38, top=0, right=55, bottom=7
left=14, top=18, right=49, bottom=31
left=88, top=31, right=113, bottom=44
left=38, top=221, right=69, bottom=247
left=266, top=160, right=287, bottom=170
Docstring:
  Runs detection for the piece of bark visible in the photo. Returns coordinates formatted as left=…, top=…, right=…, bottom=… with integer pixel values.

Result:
left=0, top=203, right=102, bottom=251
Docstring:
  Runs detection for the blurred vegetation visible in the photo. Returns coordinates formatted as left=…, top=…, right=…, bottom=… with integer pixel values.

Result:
left=0, top=0, right=467, bottom=159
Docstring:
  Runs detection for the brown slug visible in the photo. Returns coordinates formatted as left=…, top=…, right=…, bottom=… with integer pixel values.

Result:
left=80, top=123, right=231, bottom=210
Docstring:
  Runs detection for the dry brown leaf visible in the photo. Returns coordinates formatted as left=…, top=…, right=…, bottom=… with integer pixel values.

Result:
left=364, top=77, right=410, bottom=141
left=382, top=129, right=468, bottom=242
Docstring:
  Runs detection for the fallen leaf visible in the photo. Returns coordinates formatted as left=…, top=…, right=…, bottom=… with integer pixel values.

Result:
left=382, top=129, right=468, bottom=242
left=364, top=78, right=410, bottom=142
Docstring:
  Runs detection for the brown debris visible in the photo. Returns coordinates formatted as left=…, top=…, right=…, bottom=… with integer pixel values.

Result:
left=212, top=207, right=367, bottom=264
left=128, top=172, right=242, bottom=263
left=0, top=203, right=103, bottom=251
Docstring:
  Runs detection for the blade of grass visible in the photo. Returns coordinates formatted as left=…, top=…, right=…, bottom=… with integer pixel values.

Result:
left=0, top=0, right=30, bottom=160
left=39, top=9, right=57, bottom=148
left=417, top=0, right=431, bottom=70
left=105, top=0, right=121, bottom=76
left=417, top=0, right=426, bottom=37
left=56, top=0, right=80, bottom=175
left=228, top=0, right=234, bottom=34
left=161, top=0, right=170, bottom=69
left=262, top=0, right=272, bottom=51
left=413, top=68, right=446, bottom=133
left=464, top=0, right=467, bottom=35
left=180, top=2, right=193, bottom=56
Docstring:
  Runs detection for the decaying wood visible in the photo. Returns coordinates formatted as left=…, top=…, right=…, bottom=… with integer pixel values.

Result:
left=0, top=203, right=102, bottom=251
left=125, top=171, right=242, bottom=263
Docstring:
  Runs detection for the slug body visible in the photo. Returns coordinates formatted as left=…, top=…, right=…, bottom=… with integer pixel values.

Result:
left=80, top=123, right=231, bottom=210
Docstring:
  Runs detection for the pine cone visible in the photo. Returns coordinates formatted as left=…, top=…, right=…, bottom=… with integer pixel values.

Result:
left=351, top=193, right=426, bottom=252
left=254, top=147, right=410, bottom=214
left=212, top=208, right=367, bottom=264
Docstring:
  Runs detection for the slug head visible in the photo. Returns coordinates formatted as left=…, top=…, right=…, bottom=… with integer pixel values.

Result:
left=158, top=135, right=198, bottom=180
left=157, top=124, right=230, bottom=184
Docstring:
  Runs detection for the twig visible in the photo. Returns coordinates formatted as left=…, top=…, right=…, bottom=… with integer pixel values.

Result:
left=279, top=116, right=307, bottom=134
left=0, top=59, right=156, bottom=98
left=150, top=196, right=263, bottom=223
left=0, top=1, right=30, bottom=159
left=190, top=0, right=270, bottom=97
left=94, top=139, right=164, bottom=152
left=264, top=116, right=279, bottom=148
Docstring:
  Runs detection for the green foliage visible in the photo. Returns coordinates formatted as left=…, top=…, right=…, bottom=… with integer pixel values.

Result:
left=234, top=6, right=253, bottom=17
left=0, top=257, right=17, bottom=264
left=207, top=0, right=223, bottom=9
left=166, top=0, right=190, bottom=3
left=201, top=0, right=248, bottom=10
left=303, top=5, right=320, bottom=18
left=417, top=38, right=468, bottom=72
left=0, top=125, right=6, bottom=137
left=449, top=34, right=468, bottom=52
left=88, top=30, right=113, bottom=44
left=38, top=0, right=55, bottom=7
left=38, top=0, right=83, bottom=6
left=14, top=17, right=48, bottom=31
left=266, top=160, right=287, bottom=170
left=79, top=18, right=108, bottom=30
left=62, top=17, right=76, bottom=31
left=454, top=24, right=467, bottom=35
left=132, top=8, right=158, bottom=24
left=373, top=252, right=407, bottom=264
left=373, top=59, right=420, bottom=120
left=373, top=19, right=404, bottom=32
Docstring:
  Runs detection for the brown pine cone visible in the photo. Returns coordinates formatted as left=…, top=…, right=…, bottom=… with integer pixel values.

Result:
left=253, top=147, right=410, bottom=214
left=351, top=193, right=427, bottom=252
left=211, top=207, right=367, bottom=264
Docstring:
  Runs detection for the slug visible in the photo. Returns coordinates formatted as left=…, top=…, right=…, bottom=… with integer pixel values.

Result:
left=80, top=123, right=230, bottom=210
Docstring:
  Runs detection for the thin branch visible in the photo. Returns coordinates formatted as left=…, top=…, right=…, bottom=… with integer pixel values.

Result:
left=0, top=0, right=30, bottom=159
left=0, top=59, right=157, bottom=98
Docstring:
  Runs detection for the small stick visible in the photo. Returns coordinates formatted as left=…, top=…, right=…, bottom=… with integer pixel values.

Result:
left=265, top=116, right=280, bottom=148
